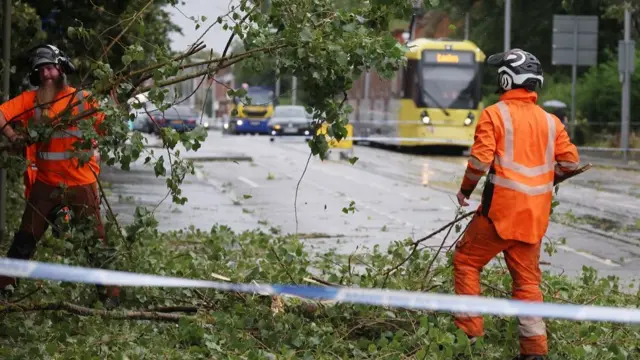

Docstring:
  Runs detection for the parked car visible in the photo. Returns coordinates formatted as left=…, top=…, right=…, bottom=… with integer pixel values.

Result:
left=268, top=105, right=312, bottom=138
left=135, top=105, right=201, bottom=134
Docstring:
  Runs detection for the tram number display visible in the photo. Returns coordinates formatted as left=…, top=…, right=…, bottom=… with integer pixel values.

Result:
left=422, top=50, right=475, bottom=65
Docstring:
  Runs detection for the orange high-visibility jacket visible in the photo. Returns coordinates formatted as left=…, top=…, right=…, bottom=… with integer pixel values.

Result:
left=0, top=87, right=105, bottom=187
left=460, top=88, right=580, bottom=243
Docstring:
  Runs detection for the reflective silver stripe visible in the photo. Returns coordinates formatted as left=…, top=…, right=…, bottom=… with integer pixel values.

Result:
left=495, top=101, right=555, bottom=177
left=50, top=129, right=84, bottom=138
left=38, top=152, right=73, bottom=160
left=489, top=174, right=554, bottom=196
left=74, top=90, right=86, bottom=117
left=518, top=316, right=546, bottom=337
left=469, top=156, right=490, bottom=171
left=557, top=160, right=579, bottom=170
left=464, top=171, right=484, bottom=181
left=37, top=149, right=92, bottom=161
left=455, top=312, right=482, bottom=318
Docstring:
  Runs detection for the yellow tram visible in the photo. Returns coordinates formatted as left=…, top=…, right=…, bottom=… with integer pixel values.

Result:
left=349, top=38, right=486, bottom=153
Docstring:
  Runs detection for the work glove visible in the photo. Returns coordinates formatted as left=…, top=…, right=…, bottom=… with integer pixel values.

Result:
left=553, top=163, right=592, bottom=185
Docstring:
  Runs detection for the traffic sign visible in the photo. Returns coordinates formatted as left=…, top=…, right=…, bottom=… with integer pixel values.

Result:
left=552, top=15, right=599, bottom=66
left=618, top=40, right=636, bottom=74
left=551, top=15, right=599, bottom=140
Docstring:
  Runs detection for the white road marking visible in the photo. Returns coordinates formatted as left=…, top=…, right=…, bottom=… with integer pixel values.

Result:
left=238, top=176, right=259, bottom=188
left=557, top=245, right=620, bottom=267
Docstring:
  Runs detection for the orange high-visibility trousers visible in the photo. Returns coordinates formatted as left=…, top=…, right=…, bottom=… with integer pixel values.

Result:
left=453, top=213, right=547, bottom=356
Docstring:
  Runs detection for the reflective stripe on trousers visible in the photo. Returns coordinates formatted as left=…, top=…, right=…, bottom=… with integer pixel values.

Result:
left=519, top=315, right=546, bottom=337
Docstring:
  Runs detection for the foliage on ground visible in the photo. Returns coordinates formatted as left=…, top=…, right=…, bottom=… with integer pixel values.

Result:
left=1, top=186, right=639, bottom=359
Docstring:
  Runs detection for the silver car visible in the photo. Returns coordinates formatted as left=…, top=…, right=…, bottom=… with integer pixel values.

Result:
left=269, top=105, right=312, bottom=137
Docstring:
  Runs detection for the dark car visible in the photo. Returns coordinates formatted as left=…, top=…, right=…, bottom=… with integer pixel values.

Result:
left=269, top=105, right=312, bottom=138
left=139, top=105, right=201, bottom=134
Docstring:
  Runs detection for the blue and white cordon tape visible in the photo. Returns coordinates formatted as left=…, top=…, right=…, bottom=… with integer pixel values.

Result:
left=2, top=257, right=640, bottom=324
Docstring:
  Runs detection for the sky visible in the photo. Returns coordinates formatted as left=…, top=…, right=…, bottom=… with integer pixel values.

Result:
left=165, top=0, right=241, bottom=54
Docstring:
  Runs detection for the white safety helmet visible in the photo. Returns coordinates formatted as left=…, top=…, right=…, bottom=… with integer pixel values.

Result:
left=487, top=48, right=543, bottom=92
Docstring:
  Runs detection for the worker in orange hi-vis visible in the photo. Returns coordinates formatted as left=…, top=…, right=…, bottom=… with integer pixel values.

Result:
left=452, top=49, right=582, bottom=360
left=0, top=44, right=119, bottom=308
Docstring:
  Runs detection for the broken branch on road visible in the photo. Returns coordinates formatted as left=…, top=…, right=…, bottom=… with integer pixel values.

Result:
left=382, top=211, right=475, bottom=286
left=0, top=302, right=190, bottom=322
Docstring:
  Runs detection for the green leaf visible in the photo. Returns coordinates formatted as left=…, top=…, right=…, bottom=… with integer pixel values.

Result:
left=227, top=88, right=248, bottom=98
left=121, top=55, right=132, bottom=66
left=348, top=156, right=359, bottom=165
left=299, top=27, right=313, bottom=42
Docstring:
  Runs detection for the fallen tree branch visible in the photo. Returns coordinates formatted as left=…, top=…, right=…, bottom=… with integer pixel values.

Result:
left=143, top=305, right=200, bottom=313
left=382, top=211, right=475, bottom=286
left=420, top=211, right=463, bottom=291
left=0, top=302, right=189, bottom=322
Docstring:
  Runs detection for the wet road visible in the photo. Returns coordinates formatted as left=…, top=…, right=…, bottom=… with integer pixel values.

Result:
left=101, top=131, right=640, bottom=285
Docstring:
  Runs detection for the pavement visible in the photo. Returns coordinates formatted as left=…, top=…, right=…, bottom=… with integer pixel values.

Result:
left=100, top=131, right=640, bottom=286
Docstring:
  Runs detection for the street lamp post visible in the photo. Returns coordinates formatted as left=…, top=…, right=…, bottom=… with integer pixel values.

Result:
left=504, top=0, right=511, bottom=51
left=620, top=5, right=634, bottom=162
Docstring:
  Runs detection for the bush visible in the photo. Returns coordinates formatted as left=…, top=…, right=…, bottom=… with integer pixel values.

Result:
left=1, top=185, right=639, bottom=359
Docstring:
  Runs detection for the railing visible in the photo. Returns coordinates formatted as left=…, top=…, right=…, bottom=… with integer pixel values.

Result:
left=563, top=121, right=640, bottom=163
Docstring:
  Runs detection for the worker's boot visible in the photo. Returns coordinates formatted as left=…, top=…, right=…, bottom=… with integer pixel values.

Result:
left=1, top=230, right=38, bottom=296
left=0, top=276, right=17, bottom=299
left=511, top=355, right=546, bottom=360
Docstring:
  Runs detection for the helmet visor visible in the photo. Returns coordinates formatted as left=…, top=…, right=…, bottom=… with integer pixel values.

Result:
left=487, top=51, right=507, bottom=66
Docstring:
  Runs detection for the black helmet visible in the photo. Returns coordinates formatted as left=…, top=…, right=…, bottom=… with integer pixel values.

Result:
left=27, top=44, right=76, bottom=86
left=487, top=48, right=543, bottom=92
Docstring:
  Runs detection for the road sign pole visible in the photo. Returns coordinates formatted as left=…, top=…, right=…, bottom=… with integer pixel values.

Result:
left=552, top=15, right=598, bottom=142
left=621, top=6, right=632, bottom=162
left=291, top=76, right=297, bottom=105
left=570, top=20, right=578, bottom=140
left=464, top=12, right=470, bottom=40
left=504, top=0, right=511, bottom=51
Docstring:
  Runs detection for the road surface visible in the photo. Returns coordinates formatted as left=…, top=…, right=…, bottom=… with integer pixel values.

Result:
left=101, top=131, right=640, bottom=286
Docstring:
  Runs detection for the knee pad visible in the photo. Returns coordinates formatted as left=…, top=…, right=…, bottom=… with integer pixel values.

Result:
left=7, top=230, right=38, bottom=260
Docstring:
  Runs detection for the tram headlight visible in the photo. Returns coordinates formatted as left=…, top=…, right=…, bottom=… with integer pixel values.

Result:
left=420, top=111, right=431, bottom=125
left=463, top=112, right=475, bottom=126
